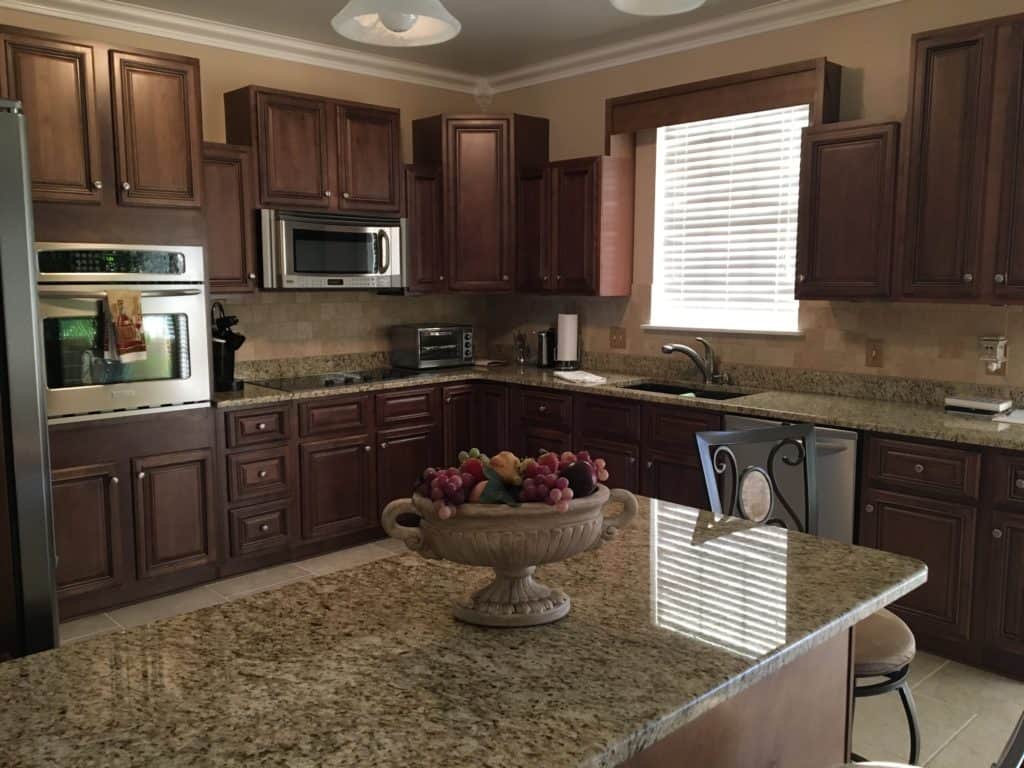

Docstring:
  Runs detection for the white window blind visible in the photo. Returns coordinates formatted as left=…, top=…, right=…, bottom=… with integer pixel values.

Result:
left=651, top=104, right=809, bottom=333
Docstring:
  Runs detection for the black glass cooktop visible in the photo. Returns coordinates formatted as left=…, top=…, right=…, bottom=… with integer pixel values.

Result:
left=255, top=368, right=434, bottom=393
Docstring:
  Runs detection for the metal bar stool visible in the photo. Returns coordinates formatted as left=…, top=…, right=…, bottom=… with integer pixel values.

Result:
left=696, top=424, right=921, bottom=765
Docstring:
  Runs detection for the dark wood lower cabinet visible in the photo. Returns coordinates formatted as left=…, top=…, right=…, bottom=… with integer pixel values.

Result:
left=642, top=453, right=710, bottom=509
left=578, top=437, right=639, bottom=493
left=228, top=499, right=292, bottom=558
left=51, top=462, right=125, bottom=599
left=475, top=383, right=509, bottom=456
left=299, top=435, right=376, bottom=540
left=984, top=509, right=1024, bottom=661
left=133, top=449, right=216, bottom=580
left=520, top=424, right=574, bottom=459
left=377, top=424, right=440, bottom=510
left=442, top=384, right=474, bottom=466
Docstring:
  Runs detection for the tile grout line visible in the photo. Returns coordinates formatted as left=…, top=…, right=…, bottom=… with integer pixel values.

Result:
left=912, top=658, right=951, bottom=690
left=104, top=612, right=126, bottom=630
left=923, top=712, right=979, bottom=766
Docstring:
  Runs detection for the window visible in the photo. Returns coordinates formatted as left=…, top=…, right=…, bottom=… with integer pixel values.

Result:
left=650, top=104, right=809, bottom=333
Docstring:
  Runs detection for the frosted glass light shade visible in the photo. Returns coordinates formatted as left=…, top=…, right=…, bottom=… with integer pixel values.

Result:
left=331, top=0, right=461, bottom=47
left=610, top=0, right=708, bottom=15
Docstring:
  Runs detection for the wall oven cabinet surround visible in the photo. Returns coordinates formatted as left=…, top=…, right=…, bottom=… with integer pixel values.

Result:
left=224, top=85, right=401, bottom=214
left=412, top=114, right=550, bottom=293
left=0, top=26, right=206, bottom=243
left=36, top=244, right=211, bottom=422
left=796, top=121, right=899, bottom=299
left=260, top=209, right=404, bottom=290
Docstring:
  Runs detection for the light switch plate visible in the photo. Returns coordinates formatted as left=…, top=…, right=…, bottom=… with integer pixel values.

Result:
left=865, top=339, right=884, bottom=368
left=609, top=327, right=627, bottom=350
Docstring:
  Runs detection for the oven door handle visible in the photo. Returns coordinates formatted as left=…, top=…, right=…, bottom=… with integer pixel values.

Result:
left=38, top=288, right=203, bottom=299
left=378, top=230, right=391, bottom=275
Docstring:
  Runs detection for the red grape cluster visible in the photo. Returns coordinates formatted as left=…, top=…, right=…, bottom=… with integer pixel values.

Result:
left=519, top=450, right=609, bottom=513
left=417, top=467, right=475, bottom=520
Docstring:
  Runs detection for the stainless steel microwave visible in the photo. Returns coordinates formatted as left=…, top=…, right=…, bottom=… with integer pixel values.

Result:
left=390, top=325, right=474, bottom=370
left=260, top=209, right=405, bottom=290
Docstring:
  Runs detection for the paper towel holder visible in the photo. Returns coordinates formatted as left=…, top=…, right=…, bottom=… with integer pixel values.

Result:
left=554, top=313, right=582, bottom=371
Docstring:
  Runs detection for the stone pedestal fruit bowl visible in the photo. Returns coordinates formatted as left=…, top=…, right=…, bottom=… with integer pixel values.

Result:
left=382, top=484, right=637, bottom=627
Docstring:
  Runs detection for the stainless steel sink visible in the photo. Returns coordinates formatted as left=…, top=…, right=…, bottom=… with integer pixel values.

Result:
left=617, top=382, right=747, bottom=400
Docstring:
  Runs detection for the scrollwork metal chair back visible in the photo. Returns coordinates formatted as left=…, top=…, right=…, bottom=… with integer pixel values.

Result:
left=695, top=424, right=817, bottom=534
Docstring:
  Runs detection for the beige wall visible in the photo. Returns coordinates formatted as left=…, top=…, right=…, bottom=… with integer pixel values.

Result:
left=0, top=7, right=486, bottom=362
left=487, top=0, right=1024, bottom=387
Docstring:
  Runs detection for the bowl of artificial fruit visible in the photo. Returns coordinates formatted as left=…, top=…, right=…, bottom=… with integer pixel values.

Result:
left=382, top=448, right=637, bottom=628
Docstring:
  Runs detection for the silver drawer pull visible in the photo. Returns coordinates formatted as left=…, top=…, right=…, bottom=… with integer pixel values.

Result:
left=380, top=441, right=389, bottom=449
left=1015, top=478, right=1024, bottom=490
left=995, top=273, right=1006, bottom=285
left=137, top=471, right=146, bottom=480
left=538, top=405, right=548, bottom=414
left=963, top=273, right=974, bottom=283
left=121, top=181, right=131, bottom=191
left=257, top=470, right=268, bottom=479
left=257, top=422, right=268, bottom=431
left=993, top=529, right=1004, bottom=540
left=628, top=456, right=636, bottom=464
left=364, top=445, right=372, bottom=453
left=259, top=523, right=271, bottom=533
left=646, top=461, right=653, bottom=470
left=865, top=504, right=875, bottom=513
left=93, top=180, right=103, bottom=190
left=913, top=463, right=924, bottom=474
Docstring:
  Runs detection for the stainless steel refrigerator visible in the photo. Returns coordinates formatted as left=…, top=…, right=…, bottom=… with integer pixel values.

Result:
left=0, top=98, right=58, bottom=657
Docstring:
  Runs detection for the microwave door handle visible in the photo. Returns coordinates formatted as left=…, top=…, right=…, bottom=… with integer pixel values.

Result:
left=38, top=288, right=202, bottom=299
left=378, top=230, right=391, bottom=275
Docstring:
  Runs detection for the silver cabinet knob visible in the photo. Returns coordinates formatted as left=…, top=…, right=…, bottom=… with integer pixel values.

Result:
left=342, top=192, right=351, bottom=200
left=502, top=274, right=510, bottom=281
left=364, top=445, right=372, bottom=452
left=1015, top=478, right=1024, bottom=490
left=556, top=275, right=563, bottom=281
left=93, top=180, right=103, bottom=190
left=137, top=471, right=146, bottom=480
left=963, top=273, right=974, bottom=283
left=797, top=273, right=806, bottom=283
left=257, top=422, right=267, bottom=431
left=865, top=503, right=875, bottom=513
left=257, top=470, right=268, bottom=479
left=542, top=275, right=549, bottom=281
left=121, top=181, right=131, bottom=191
left=995, top=273, right=1006, bottom=284
left=646, top=461, right=653, bottom=470
left=538, top=405, right=548, bottom=414
left=248, top=273, right=257, bottom=281
left=445, top=397, right=452, bottom=404
left=259, top=523, right=270, bottom=533
left=380, top=441, right=388, bottom=449
left=324, top=190, right=332, bottom=198
left=914, top=463, right=925, bottom=474
left=629, top=456, right=636, bottom=464
left=110, top=476, right=119, bottom=485
left=439, top=275, right=445, bottom=281
left=993, top=528, right=1004, bottom=540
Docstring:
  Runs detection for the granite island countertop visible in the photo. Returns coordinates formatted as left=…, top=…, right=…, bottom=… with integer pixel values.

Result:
left=214, top=365, right=1024, bottom=452
left=0, top=497, right=925, bottom=768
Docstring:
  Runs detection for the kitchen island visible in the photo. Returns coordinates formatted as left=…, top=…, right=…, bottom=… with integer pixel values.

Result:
left=0, top=497, right=925, bottom=767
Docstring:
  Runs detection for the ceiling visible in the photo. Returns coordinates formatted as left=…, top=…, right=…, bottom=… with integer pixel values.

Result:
left=112, top=0, right=778, bottom=76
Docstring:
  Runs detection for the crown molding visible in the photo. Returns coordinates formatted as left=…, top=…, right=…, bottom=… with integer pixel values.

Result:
left=486, top=0, right=905, bottom=93
left=0, top=0, right=904, bottom=97
left=0, top=0, right=483, bottom=93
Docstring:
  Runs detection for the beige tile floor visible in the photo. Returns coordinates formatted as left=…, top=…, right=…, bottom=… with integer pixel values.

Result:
left=60, top=542, right=1024, bottom=767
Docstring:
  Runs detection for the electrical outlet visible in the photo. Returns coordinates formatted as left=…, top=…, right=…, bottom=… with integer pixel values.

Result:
left=609, top=326, right=627, bottom=350
left=865, top=339, right=884, bottom=368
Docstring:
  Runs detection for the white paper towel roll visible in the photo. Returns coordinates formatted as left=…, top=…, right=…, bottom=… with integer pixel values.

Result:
left=556, top=314, right=579, bottom=363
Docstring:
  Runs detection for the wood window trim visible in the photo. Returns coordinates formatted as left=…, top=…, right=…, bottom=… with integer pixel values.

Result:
left=604, top=58, right=842, bottom=150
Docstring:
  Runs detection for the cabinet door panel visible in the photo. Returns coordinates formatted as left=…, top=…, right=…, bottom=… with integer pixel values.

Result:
left=404, top=165, right=445, bottom=292
left=797, top=123, right=898, bottom=299
left=446, top=119, right=512, bottom=291
left=51, top=462, right=124, bottom=598
left=133, top=449, right=215, bottom=579
left=642, top=453, right=710, bottom=508
left=203, top=143, right=256, bottom=293
left=299, top=435, right=376, bottom=540
left=110, top=51, right=202, bottom=208
left=551, top=159, right=597, bottom=294
left=443, top=384, right=474, bottom=467
left=863, top=489, right=976, bottom=644
left=984, top=509, right=1024, bottom=660
left=377, top=425, right=441, bottom=510
left=992, top=21, right=1024, bottom=300
left=579, top=438, right=639, bottom=493
left=337, top=105, right=399, bottom=212
left=256, top=91, right=331, bottom=208
left=516, top=166, right=549, bottom=292
left=2, top=34, right=102, bottom=203
left=902, top=28, right=995, bottom=298
left=475, top=384, right=509, bottom=457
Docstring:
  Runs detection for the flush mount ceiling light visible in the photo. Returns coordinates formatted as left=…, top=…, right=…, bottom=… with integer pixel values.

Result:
left=609, top=0, right=708, bottom=15
left=331, top=0, right=461, bottom=47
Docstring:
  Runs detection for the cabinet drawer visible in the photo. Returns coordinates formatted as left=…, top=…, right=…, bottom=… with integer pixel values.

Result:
left=226, top=446, right=292, bottom=504
left=375, top=387, right=439, bottom=428
left=299, top=394, right=372, bottom=439
left=642, top=405, right=721, bottom=455
left=986, top=452, right=1024, bottom=510
left=518, top=388, right=573, bottom=429
left=866, top=436, right=980, bottom=501
left=575, top=396, right=640, bottom=442
left=227, top=406, right=291, bottom=448
left=229, top=499, right=290, bottom=558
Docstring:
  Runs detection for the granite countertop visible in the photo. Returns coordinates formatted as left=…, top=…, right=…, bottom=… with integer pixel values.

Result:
left=0, top=497, right=925, bottom=768
left=213, top=365, right=1024, bottom=451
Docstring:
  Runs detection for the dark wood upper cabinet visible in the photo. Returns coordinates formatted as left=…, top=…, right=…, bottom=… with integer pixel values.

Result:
left=1, top=32, right=102, bottom=204
left=413, top=114, right=550, bottom=293
left=109, top=50, right=202, bottom=208
left=796, top=121, right=899, bottom=299
left=900, top=23, right=996, bottom=299
left=203, top=143, right=257, bottom=293
left=404, top=164, right=445, bottom=292
left=254, top=90, right=332, bottom=208
left=133, top=449, right=216, bottom=579
left=515, top=165, right=549, bottom=293
left=224, top=86, right=401, bottom=214
left=336, top=104, right=400, bottom=212
left=990, top=19, right=1024, bottom=301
